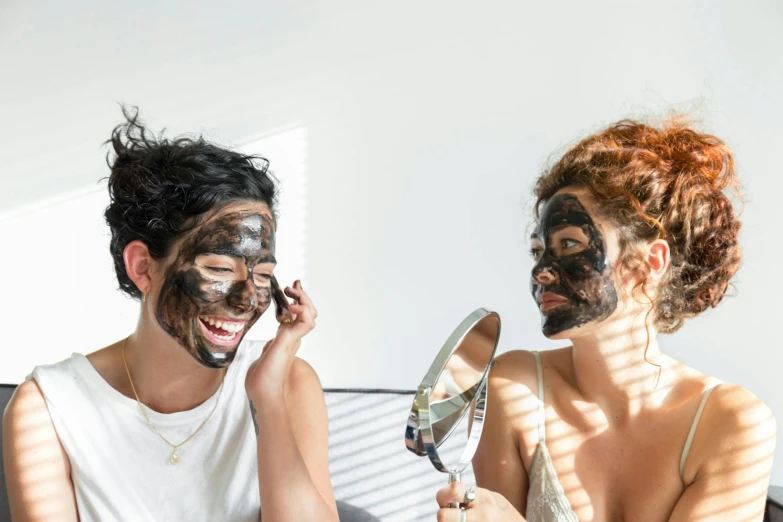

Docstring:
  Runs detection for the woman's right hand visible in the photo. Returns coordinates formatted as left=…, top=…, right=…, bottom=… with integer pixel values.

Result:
left=436, top=482, right=527, bottom=522
left=245, top=280, right=316, bottom=399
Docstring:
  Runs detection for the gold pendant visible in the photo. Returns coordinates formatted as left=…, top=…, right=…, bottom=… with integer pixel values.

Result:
left=169, top=448, right=180, bottom=465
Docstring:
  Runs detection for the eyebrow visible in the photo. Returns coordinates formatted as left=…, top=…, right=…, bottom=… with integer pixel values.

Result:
left=208, top=246, right=246, bottom=259
left=201, top=248, right=277, bottom=265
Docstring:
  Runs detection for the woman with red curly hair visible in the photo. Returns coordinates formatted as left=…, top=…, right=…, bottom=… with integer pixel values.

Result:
left=436, top=118, right=776, bottom=522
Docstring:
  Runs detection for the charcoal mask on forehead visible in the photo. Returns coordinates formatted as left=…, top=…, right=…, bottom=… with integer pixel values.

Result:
left=155, top=210, right=280, bottom=368
left=530, top=193, right=619, bottom=337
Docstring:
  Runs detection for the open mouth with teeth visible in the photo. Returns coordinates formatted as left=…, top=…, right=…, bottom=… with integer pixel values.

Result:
left=198, top=316, right=247, bottom=346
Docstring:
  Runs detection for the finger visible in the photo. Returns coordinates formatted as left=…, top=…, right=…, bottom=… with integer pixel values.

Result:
left=284, top=285, right=300, bottom=300
left=436, top=508, right=465, bottom=522
left=277, top=313, right=297, bottom=325
left=285, top=281, right=315, bottom=309
left=280, top=304, right=315, bottom=328
left=270, top=277, right=292, bottom=319
left=435, top=482, right=471, bottom=508
left=286, top=303, right=310, bottom=318
left=284, top=289, right=317, bottom=319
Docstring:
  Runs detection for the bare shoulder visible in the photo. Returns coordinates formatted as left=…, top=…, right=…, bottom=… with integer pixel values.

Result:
left=488, top=350, right=546, bottom=459
left=3, top=380, right=77, bottom=521
left=4, top=379, right=65, bottom=455
left=701, top=383, right=776, bottom=446
left=3, top=379, right=61, bottom=461
left=685, top=381, right=776, bottom=483
left=491, top=349, right=538, bottom=391
left=4, top=378, right=49, bottom=425
left=491, top=347, right=572, bottom=394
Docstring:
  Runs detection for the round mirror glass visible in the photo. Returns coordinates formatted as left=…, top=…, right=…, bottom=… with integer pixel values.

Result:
left=405, top=308, right=500, bottom=476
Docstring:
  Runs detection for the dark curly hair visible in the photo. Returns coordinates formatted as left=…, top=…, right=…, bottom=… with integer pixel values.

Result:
left=104, top=107, right=278, bottom=300
left=534, top=116, right=741, bottom=334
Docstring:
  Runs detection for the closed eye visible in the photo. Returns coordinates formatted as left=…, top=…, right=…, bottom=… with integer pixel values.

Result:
left=253, top=273, right=273, bottom=286
left=207, top=267, right=233, bottom=273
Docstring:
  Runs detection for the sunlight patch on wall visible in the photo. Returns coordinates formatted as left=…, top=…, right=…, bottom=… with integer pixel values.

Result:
left=234, top=126, right=310, bottom=353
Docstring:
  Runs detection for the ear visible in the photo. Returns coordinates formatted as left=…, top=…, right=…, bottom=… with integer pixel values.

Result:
left=123, top=240, right=155, bottom=296
left=646, top=239, right=670, bottom=282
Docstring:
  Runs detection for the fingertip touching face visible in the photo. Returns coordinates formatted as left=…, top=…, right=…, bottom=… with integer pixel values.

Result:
left=529, top=191, right=619, bottom=337
left=155, top=205, right=277, bottom=368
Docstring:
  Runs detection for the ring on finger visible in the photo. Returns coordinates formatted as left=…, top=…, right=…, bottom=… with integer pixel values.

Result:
left=464, top=485, right=476, bottom=506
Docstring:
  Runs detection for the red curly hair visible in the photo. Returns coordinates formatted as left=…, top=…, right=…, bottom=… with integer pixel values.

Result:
left=535, top=117, right=742, bottom=334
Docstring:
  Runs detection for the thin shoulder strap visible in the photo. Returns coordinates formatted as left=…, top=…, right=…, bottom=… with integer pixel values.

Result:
left=532, top=351, right=546, bottom=444
left=679, top=383, right=720, bottom=479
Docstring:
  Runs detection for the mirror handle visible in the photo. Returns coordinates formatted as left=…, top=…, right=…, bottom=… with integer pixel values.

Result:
left=448, top=472, right=462, bottom=508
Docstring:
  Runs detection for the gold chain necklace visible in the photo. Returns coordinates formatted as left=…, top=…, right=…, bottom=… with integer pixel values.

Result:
left=121, top=337, right=225, bottom=464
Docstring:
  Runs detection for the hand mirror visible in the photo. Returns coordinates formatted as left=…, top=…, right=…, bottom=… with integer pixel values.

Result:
left=404, top=308, right=500, bottom=488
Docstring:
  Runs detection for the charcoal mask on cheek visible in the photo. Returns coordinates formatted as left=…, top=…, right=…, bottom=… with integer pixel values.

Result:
left=530, top=194, right=618, bottom=337
left=155, top=211, right=277, bottom=368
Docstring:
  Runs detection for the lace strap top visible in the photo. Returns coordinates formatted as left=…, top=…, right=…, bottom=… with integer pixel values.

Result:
left=526, top=351, right=579, bottom=522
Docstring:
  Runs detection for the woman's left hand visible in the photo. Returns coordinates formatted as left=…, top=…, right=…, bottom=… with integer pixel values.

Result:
left=436, top=482, right=527, bottom=522
left=245, top=280, right=317, bottom=399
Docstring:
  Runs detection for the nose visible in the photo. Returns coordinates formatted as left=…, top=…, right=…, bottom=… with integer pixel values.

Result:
left=226, top=277, right=258, bottom=312
left=532, top=264, right=559, bottom=286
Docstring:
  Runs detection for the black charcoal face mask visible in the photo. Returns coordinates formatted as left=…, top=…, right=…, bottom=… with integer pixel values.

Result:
left=155, top=210, right=277, bottom=368
left=530, top=194, right=618, bottom=337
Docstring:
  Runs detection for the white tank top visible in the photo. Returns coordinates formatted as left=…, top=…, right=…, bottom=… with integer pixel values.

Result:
left=31, top=339, right=265, bottom=522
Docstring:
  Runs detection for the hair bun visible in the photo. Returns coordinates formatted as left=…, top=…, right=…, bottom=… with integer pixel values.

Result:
left=535, top=115, right=743, bottom=333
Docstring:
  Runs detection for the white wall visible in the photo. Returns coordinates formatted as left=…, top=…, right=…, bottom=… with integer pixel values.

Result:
left=0, top=0, right=781, bottom=483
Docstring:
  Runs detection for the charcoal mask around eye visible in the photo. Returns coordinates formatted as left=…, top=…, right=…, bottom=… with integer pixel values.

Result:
left=530, top=194, right=618, bottom=337
left=155, top=211, right=277, bottom=368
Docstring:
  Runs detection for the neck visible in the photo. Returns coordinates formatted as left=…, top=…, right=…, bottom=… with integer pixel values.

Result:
left=569, top=307, right=674, bottom=423
left=123, top=316, right=225, bottom=414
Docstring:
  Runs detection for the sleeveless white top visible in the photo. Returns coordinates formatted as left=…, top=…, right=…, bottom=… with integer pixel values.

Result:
left=31, top=339, right=265, bottom=522
left=525, top=351, right=719, bottom=522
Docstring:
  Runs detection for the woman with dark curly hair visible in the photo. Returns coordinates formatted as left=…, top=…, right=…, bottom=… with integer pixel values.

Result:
left=3, top=109, right=338, bottom=522
left=436, top=118, right=776, bottom=522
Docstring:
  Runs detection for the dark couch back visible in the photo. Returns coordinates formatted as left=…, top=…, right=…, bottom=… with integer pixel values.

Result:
left=0, top=385, right=13, bottom=520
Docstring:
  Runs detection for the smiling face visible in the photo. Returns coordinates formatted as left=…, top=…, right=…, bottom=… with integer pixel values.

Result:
left=155, top=205, right=278, bottom=368
left=529, top=191, right=619, bottom=338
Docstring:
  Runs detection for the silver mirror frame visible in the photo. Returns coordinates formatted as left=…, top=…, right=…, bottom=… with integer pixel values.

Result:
left=404, top=308, right=500, bottom=477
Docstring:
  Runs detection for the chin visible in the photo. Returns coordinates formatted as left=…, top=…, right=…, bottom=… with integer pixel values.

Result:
left=186, top=329, right=246, bottom=369
left=540, top=315, right=591, bottom=340
left=541, top=328, right=571, bottom=340
left=191, top=343, right=239, bottom=369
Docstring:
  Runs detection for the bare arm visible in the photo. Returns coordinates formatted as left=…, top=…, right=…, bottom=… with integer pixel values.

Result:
left=246, top=280, right=338, bottom=522
left=248, top=358, right=337, bottom=522
left=668, top=384, right=776, bottom=522
left=466, top=351, right=542, bottom=522
left=3, top=379, right=79, bottom=522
